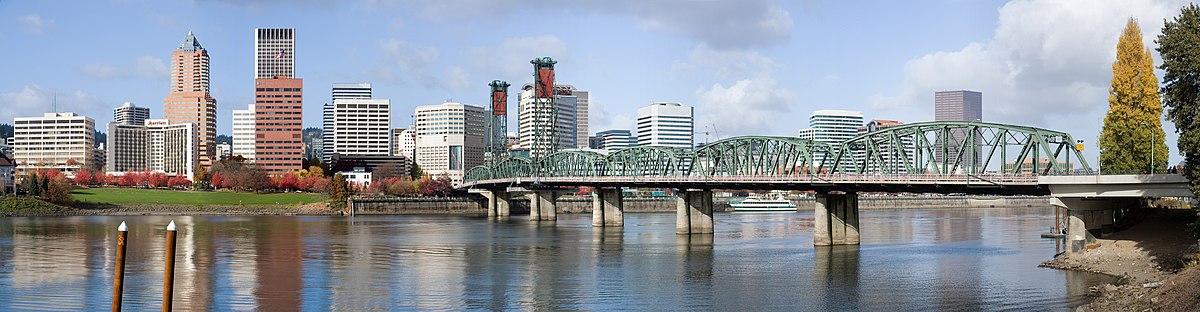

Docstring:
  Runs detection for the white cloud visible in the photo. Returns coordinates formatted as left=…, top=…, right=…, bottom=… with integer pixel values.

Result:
left=82, top=56, right=169, bottom=80
left=696, top=77, right=794, bottom=137
left=468, top=35, right=569, bottom=84
left=869, top=0, right=1189, bottom=163
left=0, top=85, right=106, bottom=123
left=18, top=14, right=55, bottom=36
left=589, top=96, right=636, bottom=132
left=676, top=44, right=794, bottom=137
left=373, top=39, right=441, bottom=88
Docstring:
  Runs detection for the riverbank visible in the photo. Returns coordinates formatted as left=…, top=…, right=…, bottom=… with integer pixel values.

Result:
left=1, top=197, right=339, bottom=217
left=1039, top=209, right=1200, bottom=311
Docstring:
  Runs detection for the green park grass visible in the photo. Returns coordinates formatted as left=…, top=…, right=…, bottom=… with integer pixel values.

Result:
left=71, top=188, right=326, bottom=206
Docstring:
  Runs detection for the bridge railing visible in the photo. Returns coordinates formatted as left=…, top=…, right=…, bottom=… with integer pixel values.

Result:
left=460, top=173, right=1041, bottom=188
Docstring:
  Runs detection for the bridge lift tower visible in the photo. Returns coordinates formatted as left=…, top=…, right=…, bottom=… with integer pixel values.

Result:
left=485, top=80, right=511, bottom=164
left=530, top=56, right=558, bottom=159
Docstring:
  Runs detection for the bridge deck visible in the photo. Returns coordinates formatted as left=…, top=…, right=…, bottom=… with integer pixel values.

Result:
left=464, top=174, right=1047, bottom=195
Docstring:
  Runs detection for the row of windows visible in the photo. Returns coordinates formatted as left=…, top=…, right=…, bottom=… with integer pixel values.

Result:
left=255, top=88, right=301, bottom=92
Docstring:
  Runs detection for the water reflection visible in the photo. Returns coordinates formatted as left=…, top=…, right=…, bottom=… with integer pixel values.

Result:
left=0, top=209, right=1116, bottom=310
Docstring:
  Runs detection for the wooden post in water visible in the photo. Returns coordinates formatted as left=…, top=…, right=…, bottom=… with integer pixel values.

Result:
left=112, top=221, right=128, bottom=312
left=163, top=220, right=177, bottom=312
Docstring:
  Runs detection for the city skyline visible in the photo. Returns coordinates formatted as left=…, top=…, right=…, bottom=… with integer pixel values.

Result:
left=0, top=0, right=1191, bottom=166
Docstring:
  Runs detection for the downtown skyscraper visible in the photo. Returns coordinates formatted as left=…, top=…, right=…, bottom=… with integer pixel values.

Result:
left=934, top=90, right=983, bottom=169
left=163, top=32, right=216, bottom=167
left=253, top=28, right=302, bottom=174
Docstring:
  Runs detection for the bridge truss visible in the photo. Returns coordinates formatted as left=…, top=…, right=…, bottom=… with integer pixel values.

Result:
left=463, top=121, right=1091, bottom=185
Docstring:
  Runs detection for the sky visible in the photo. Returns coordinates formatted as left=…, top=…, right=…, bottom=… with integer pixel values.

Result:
left=0, top=0, right=1192, bottom=166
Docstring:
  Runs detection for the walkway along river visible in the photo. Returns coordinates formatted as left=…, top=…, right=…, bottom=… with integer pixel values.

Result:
left=0, top=207, right=1113, bottom=310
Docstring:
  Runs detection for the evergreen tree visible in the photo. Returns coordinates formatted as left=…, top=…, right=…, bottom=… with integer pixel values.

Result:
left=1159, top=4, right=1200, bottom=226
left=1100, top=18, right=1168, bottom=174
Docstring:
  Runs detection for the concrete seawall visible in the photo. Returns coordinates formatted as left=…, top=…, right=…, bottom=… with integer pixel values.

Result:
left=349, top=196, right=1053, bottom=215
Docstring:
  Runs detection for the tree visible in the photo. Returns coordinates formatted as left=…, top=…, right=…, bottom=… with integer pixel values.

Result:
left=42, top=175, right=74, bottom=205
left=329, top=173, right=349, bottom=209
left=409, top=162, right=424, bottom=179
left=1100, top=18, right=1168, bottom=174
left=23, top=173, right=40, bottom=197
left=73, top=169, right=94, bottom=186
left=276, top=173, right=298, bottom=191
left=1159, top=4, right=1200, bottom=236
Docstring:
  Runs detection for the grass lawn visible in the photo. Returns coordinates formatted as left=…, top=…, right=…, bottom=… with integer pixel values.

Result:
left=72, top=188, right=326, bottom=206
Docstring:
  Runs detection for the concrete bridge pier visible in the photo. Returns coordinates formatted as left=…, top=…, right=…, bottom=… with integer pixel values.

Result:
left=592, top=188, right=624, bottom=227
left=676, top=189, right=714, bottom=234
left=528, top=191, right=559, bottom=221
left=814, top=192, right=860, bottom=246
left=479, top=189, right=512, bottom=217
left=1051, top=197, right=1133, bottom=253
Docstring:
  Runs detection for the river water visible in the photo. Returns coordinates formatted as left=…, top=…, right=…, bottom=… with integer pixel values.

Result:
left=0, top=207, right=1113, bottom=311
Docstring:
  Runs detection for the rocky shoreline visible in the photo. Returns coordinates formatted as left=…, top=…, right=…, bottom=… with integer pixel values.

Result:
left=1038, top=210, right=1199, bottom=311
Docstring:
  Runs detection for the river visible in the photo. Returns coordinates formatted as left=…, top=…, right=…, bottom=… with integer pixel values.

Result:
left=0, top=207, right=1113, bottom=310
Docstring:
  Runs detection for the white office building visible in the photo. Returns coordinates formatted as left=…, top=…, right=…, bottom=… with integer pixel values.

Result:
left=636, top=102, right=694, bottom=148
left=216, top=142, right=232, bottom=160
left=114, top=102, right=150, bottom=126
left=516, top=84, right=587, bottom=155
left=13, top=112, right=95, bottom=177
left=414, top=102, right=485, bottom=184
left=595, top=129, right=636, bottom=151
left=232, top=104, right=256, bottom=161
left=798, top=110, right=863, bottom=167
left=254, top=28, right=295, bottom=79
left=392, top=127, right=416, bottom=160
left=332, top=83, right=371, bottom=99
left=325, top=98, right=391, bottom=157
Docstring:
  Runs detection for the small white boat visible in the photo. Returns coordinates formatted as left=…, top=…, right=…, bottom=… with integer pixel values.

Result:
left=731, top=195, right=797, bottom=212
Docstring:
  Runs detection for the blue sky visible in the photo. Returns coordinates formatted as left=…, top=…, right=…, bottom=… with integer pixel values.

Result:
left=0, top=0, right=1191, bottom=165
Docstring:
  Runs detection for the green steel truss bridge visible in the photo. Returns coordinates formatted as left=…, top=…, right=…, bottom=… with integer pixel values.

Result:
left=462, top=121, right=1091, bottom=195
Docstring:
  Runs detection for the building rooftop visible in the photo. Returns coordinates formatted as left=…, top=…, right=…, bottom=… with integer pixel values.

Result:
left=178, top=31, right=204, bottom=52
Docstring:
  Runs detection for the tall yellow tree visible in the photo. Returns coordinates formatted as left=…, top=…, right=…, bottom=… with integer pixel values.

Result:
left=1099, top=18, right=1168, bottom=173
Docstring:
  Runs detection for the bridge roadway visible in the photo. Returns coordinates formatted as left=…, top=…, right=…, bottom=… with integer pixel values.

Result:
left=465, top=174, right=1191, bottom=250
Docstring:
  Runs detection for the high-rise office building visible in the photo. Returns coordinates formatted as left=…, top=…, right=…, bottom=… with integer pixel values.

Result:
left=327, top=98, right=390, bottom=156
left=114, top=102, right=150, bottom=126
left=798, top=109, right=863, bottom=167
left=232, top=104, right=255, bottom=161
left=163, top=32, right=216, bottom=168
left=253, top=28, right=302, bottom=174
left=254, top=28, right=295, bottom=79
left=595, top=129, right=636, bottom=151
left=516, top=84, right=587, bottom=155
left=636, top=102, right=694, bottom=148
left=13, top=112, right=95, bottom=177
left=254, top=78, right=303, bottom=174
left=934, top=90, right=983, bottom=168
left=107, top=122, right=147, bottom=173
left=414, top=102, right=485, bottom=184
left=571, top=89, right=589, bottom=149
left=323, top=83, right=382, bottom=162
left=331, top=83, right=371, bottom=99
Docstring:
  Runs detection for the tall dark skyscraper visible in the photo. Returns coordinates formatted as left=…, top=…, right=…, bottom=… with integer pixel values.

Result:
left=934, top=90, right=983, bottom=170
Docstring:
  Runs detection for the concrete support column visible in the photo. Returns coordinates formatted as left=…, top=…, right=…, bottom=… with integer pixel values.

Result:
left=1051, top=197, right=1131, bottom=253
left=528, top=191, right=559, bottom=221
left=676, top=189, right=714, bottom=234
left=814, top=192, right=860, bottom=246
left=592, top=188, right=624, bottom=227
left=480, top=190, right=511, bottom=217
